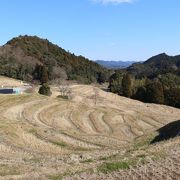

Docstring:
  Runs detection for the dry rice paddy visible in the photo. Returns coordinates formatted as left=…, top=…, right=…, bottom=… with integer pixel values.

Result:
left=0, top=77, right=180, bottom=179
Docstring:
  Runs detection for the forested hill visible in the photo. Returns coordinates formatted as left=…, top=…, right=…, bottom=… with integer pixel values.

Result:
left=108, top=53, right=180, bottom=108
left=127, top=53, right=180, bottom=78
left=0, top=35, right=109, bottom=84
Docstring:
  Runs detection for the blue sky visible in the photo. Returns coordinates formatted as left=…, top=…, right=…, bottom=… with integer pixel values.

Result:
left=0, top=0, right=180, bottom=61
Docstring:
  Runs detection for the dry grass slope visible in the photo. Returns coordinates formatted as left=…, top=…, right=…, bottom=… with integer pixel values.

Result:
left=0, top=77, right=179, bottom=179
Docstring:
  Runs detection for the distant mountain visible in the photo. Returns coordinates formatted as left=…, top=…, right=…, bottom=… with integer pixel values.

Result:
left=0, top=35, right=108, bottom=83
left=95, top=60, right=135, bottom=69
left=127, top=53, right=180, bottom=78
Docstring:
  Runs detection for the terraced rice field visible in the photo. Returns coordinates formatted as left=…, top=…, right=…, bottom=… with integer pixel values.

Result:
left=0, top=79, right=180, bottom=179
left=64, top=137, right=180, bottom=180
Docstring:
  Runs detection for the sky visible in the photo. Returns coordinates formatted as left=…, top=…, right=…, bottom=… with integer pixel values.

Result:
left=0, top=0, right=180, bottom=61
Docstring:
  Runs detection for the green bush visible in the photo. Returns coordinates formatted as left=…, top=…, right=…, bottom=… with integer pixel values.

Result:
left=38, top=83, right=52, bottom=96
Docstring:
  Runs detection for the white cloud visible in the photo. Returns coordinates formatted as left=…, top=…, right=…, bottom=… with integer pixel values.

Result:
left=91, top=0, right=134, bottom=5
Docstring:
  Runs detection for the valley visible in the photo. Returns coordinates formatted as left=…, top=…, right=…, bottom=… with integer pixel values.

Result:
left=1, top=1, right=180, bottom=179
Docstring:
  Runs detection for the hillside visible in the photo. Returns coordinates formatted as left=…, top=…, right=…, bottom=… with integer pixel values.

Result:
left=0, top=76, right=179, bottom=179
left=107, top=53, right=180, bottom=108
left=0, top=35, right=108, bottom=84
left=96, top=60, right=135, bottom=69
left=127, top=53, right=180, bottom=78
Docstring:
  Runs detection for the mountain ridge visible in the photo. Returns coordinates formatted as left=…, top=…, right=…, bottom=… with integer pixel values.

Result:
left=95, top=60, right=136, bottom=69
left=0, top=35, right=180, bottom=84
left=0, top=35, right=109, bottom=83
left=127, top=53, right=180, bottom=78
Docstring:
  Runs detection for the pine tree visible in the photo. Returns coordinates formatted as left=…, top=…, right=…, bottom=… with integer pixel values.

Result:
left=146, top=82, right=164, bottom=104
left=109, top=72, right=123, bottom=94
left=97, top=72, right=106, bottom=84
left=134, top=86, right=147, bottom=102
left=164, top=88, right=180, bottom=108
left=41, top=66, right=49, bottom=84
left=122, top=73, right=132, bottom=97
left=33, top=64, right=42, bottom=80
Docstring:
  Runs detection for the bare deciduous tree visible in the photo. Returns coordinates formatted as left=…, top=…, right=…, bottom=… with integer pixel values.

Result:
left=59, top=81, right=72, bottom=99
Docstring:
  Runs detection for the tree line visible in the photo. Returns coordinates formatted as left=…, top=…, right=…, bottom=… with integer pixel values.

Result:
left=109, top=72, right=180, bottom=108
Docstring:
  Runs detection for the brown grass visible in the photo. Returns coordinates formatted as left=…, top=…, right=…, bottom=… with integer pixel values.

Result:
left=0, top=77, right=179, bottom=179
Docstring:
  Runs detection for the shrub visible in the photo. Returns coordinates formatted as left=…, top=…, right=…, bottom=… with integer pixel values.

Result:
left=38, top=83, right=52, bottom=96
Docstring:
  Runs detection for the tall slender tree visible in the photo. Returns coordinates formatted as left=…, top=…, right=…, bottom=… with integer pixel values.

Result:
left=41, top=66, right=49, bottom=84
left=122, top=73, right=132, bottom=97
left=146, top=82, right=164, bottom=104
left=109, top=72, right=123, bottom=94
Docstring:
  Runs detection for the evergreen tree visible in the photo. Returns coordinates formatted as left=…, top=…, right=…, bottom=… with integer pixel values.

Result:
left=97, top=72, right=106, bottom=84
left=109, top=72, right=122, bottom=94
left=164, top=88, right=180, bottom=108
left=146, top=82, right=164, bottom=104
left=33, top=64, right=42, bottom=81
left=134, top=86, right=147, bottom=102
left=38, top=83, right=52, bottom=96
left=47, top=64, right=53, bottom=80
left=122, top=73, right=132, bottom=97
left=41, top=66, right=49, bottom=84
